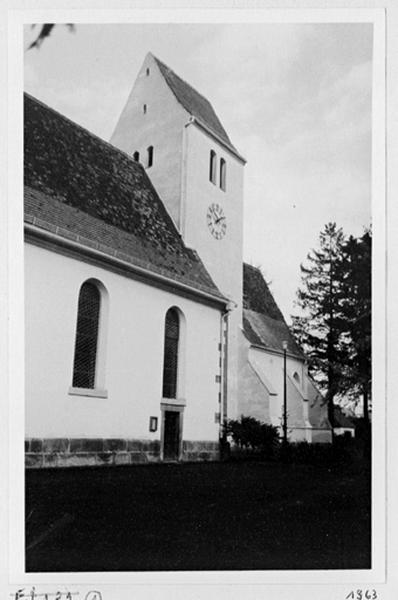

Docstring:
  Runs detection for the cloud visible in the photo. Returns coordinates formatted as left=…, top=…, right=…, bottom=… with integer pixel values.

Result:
left=24, top=22, right=373, bottom=319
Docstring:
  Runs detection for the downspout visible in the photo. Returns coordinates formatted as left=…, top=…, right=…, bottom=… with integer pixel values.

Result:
left=219, top=300, right=237, bottom=457
left=303, top=359, right=312, bottom=442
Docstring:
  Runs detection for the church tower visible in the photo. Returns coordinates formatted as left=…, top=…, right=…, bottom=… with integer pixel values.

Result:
left=111, top=53, right=246, bottom=418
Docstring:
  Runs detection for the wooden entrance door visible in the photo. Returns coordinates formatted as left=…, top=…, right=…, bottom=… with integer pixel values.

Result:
left=163, top=411, right=180, bottom=460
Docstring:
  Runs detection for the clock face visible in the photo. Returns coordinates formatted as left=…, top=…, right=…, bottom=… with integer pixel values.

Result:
left=206, top=203, right=227, bottom=240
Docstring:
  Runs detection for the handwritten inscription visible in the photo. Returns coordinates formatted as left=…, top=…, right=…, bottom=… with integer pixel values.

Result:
left=84, top=593, right=102, bottom=600
left=346, top=591, right=378, bottom=600
left=11, top=589, right=102, bottom=600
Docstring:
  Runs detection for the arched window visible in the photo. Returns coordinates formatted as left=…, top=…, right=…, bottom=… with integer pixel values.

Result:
left=147, top=145, right=154, bottom=168
left=220, top=158, right=226, bottom=191
left=72, top=281, right=101, bottom=389
left=162, top=308, right=180, bottom=399
left=133, top=151, right=140, bottom=162
left=209, top=150, right=217, bottom=184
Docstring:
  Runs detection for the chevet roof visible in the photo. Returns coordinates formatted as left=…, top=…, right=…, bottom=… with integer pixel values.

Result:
left=24, top=93, right=224, bottom=299
left=152, top=54, right=236, bottom=152
left=242, top=263, right=304, bottom=358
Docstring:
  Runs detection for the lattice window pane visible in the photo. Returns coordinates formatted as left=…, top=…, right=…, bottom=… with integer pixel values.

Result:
left=162, top=309, right=179, bottom=398
left=72, top=282, right=100, bottom=389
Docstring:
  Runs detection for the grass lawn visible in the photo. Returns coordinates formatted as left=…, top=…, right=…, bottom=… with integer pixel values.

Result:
left=25, top=460, right=371, bottom=571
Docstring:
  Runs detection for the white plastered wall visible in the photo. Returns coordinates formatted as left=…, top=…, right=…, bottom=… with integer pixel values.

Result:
left=110, top=53, right=189, bottom=229
left=183, top=124, right=244, bottom=420
left=237, top=331, right=272, bottom=422
left=25, top=243, right=222, bottom=443
left=242, top=345, right=331, bottom=442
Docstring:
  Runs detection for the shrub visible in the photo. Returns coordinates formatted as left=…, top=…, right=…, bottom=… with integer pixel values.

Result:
left=287, top=441, right=335, bottom=466
left=286, top=437, right=366, bottom=468
left=226, top=416, right=280, bottom=458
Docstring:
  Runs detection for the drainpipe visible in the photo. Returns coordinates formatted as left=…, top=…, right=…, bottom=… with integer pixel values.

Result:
left=282, top=341, right=288, bottom=454
left=219, top=300, right=237, bottom=456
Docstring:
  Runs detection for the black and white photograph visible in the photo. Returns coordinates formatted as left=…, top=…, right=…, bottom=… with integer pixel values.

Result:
left=2, top=3, right=394, bottom=600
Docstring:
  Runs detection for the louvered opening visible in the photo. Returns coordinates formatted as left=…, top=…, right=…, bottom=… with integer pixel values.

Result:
left=220, top=158, right=226, bottom=191
left=209, top=150, right=217, bottom=184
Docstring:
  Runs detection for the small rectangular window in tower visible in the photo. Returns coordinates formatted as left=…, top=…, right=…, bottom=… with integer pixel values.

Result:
left=147, top=146, right=154, bottom=168
left=146, top=68, right=150, bottom=76
left=133, top=151, right=140, bottom=162
left=220, top=158, right=226, bottom=191
left=209, top=150, right=217, bottom=184
left=143, top=104, right=147, bottom=114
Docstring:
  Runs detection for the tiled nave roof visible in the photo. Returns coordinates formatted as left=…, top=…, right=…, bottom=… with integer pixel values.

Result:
left=24, top=93, right=224, bottom=300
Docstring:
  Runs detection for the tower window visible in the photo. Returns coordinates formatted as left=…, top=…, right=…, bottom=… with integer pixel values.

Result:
left=133, top=151, right=140, bottom=162
left=146, top=68, right=150, bottom=76
left=162, top=308, right=180, bottom=399
left=143, top=104, right=147, bottom=114
left=147, top=145, right=154, bottom=168
left=209, top=150, right=217, bottom=184
left=220, top=158, right=226, bottom=191
left=72, top=281, right=101, bottom=389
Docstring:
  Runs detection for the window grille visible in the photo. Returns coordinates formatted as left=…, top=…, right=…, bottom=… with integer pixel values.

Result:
left=209, top=150, right=217, bottom=184
left=162, top=309, right=179, bottom=399
left=220, top=158, right=226, bottom=191
left=72, top=282, right=101, bottom=389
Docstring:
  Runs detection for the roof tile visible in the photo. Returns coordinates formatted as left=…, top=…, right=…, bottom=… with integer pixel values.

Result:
left=242, top=263, right=304, bottom=358
left=24, top=93, right=224, bottom=299
left=153, top=54, right=236, bottom=151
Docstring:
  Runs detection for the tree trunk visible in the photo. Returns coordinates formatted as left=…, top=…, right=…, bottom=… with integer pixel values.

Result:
left=327, top=390, right=335, bottom=444
left=362, top=387, right=371, bottom=461
left=363, top=388, right=369, bottom=424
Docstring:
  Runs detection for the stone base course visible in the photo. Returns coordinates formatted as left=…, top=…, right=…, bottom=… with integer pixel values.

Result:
left=25, top=438, right=220, bottom=468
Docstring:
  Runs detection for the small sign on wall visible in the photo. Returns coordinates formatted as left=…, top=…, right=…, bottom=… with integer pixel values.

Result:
left=149, top=416, right=158, bottom=432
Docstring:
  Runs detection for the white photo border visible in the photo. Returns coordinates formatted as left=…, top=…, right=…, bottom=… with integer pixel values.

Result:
left=5, top=5, right=389, bottom=599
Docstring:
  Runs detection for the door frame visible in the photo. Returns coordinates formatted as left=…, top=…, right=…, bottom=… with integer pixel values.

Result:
left=160, top=402, right=184, bottom=461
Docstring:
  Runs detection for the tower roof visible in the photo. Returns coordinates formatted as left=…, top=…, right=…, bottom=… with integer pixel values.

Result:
left=24, top=92, right=225, bottom=302
left=151, top=53, right=237, bottom=152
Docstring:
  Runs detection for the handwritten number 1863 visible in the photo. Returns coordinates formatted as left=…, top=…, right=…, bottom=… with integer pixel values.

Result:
left=346, top=591, right=377, bottom=600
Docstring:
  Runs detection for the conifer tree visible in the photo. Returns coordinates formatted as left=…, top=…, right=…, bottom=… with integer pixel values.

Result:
left=291, top=223, right=348, bottom=435
left=338, top=230, right=372, bottom=422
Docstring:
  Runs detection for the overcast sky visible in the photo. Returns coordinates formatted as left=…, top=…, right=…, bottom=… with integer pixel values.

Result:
left=24, top=23, right=373, bottom=320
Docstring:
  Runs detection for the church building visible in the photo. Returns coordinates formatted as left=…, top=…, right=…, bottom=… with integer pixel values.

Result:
left=24, top=53, right=331, bottom=468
